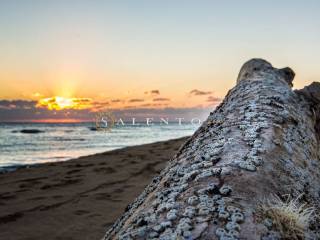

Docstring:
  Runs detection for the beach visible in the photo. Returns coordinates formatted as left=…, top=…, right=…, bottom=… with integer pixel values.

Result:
left=0, top=137, right=188, bottom=240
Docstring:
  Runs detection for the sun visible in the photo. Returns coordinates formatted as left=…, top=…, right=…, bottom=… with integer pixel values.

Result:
left=54, top=97, right=73, bottom=109
left=37, top=96, right=92, bottom=110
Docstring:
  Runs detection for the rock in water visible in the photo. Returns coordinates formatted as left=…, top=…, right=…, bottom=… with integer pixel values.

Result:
left=103, top=59, right=320, bottom=240
left=19, top=129, right=44, bottom=134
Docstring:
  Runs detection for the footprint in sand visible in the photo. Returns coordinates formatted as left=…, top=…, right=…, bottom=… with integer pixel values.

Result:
left=0, top=212, right=24, bottom=224
left=66, top=169, right=82, bottom=175
left=93, top=167, right=116, bottom=174
left=40, top=179, right=82, bottom=190
left=74, top=210, right=90, bottom=216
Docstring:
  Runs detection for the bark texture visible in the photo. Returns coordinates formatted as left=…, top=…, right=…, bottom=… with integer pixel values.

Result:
left=103, top=59, right=320, bottom=240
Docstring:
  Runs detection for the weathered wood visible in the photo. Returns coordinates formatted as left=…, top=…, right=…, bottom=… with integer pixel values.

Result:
left=103, top=59, right=320, bottom=240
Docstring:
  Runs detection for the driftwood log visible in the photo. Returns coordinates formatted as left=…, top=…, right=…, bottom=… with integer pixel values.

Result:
left=103, top=59, right=320, bottom=240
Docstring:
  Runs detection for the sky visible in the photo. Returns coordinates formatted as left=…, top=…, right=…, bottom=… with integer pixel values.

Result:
left=0, top=0, right=320, bottom=121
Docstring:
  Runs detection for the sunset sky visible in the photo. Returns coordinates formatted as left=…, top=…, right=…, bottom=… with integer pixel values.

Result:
left=0, top=0, right=320, bottom=121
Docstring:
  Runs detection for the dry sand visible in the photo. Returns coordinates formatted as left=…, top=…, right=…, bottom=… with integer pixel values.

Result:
left=0, top=137, right=188, bottom=240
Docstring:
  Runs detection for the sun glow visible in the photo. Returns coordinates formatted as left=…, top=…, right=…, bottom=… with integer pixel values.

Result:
left=37, top=96, right=92, bottom=110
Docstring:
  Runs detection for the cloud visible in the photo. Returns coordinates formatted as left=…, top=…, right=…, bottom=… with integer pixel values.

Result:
left=72, top=98, right=91, bottom=103
left=189, top=89, right=212, bottom=96
left=0, top=99, right=95, bottom=122
left=153, top=98, right=170, bottom=102
left=111, top=99, right=121, bottom=103
left=128, top=98, right=144, bottom=103
left=92, top=101, right=109, bottom=105
left=91, top=101, right=110, bottom=111
left=144, top=90, right=160, bottom=95
left=0, top=100, right=37, bottom=109
left=141, top=103, right=169, bottom=107
left=140, top=103, right=152, bottom=107
left=206, top=96, right=221, bottom=103
left=0, top=99, right=215, bottom=122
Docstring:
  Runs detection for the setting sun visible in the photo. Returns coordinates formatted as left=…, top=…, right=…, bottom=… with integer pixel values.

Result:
left=37, top=96, right=92, bottom=110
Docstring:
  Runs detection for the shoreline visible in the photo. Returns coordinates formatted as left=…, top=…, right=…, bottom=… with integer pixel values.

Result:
left=0, top=137, right=189, bottom=174
left=0, top=136, right=188, bottom=240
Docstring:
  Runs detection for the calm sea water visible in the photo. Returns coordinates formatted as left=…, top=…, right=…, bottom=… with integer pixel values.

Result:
left=0, top=122, right=198, bottom=170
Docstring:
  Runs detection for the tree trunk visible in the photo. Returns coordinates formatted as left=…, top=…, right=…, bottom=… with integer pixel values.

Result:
left=103, top=59, right=320, bottom=240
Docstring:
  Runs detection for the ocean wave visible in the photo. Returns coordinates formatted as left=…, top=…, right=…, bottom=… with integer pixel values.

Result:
left=52, top=137, right=86, bottom=142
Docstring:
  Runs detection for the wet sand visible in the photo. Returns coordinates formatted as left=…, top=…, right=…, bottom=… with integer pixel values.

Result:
left=0, top=137, right=188, bottom=240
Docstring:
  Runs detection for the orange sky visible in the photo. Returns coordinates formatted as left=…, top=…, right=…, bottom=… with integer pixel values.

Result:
left=0, top=1, right=319, bottom=121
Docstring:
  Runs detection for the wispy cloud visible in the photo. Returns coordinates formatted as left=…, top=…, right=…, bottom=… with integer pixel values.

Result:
left=144, top=90, right=160, bottom=95
left=153, top=97, right=170, bottom=102
left=91, top=101, right=110, bottom=111
left=206, top=96, right=221, bottom=103
left=111, top=99, right=122, bottom=103
left=128, top=98, right=145, bottom=103
left=141, top=103, right=169, bottom=107
left=189, top=89, right=212, bottom=96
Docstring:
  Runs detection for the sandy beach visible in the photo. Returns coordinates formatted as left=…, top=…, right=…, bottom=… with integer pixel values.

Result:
left=0, top=137, right=188, bottom=240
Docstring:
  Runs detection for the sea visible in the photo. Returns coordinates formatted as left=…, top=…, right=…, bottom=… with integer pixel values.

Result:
left=0, top=122, right=199, bottom=171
